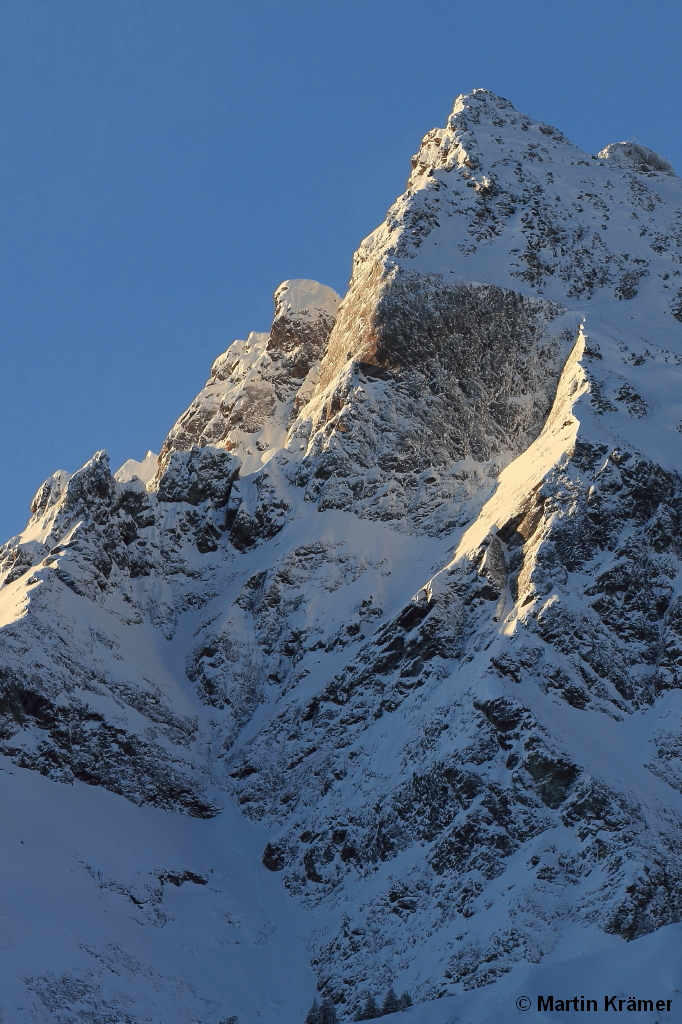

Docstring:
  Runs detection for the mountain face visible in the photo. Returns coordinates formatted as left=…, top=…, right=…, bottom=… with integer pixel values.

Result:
left=2, top=89, right=682, bottom=1022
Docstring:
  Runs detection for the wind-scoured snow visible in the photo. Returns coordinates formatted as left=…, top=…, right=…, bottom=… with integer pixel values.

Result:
left=115, top=450, right=159, bottom=485
left=0, top=89, right=682, bottom=1022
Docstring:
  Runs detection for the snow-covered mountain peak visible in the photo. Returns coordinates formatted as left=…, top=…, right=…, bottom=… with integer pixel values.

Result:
left=3, top=94, right=682, bottom=1022
left=598, top=140, right=676, bottom=176
left=405, top=87, right=579, bottom=187
left=273, top=279, right=341, bottom=322
left=264, top=87, right=682, bottom=546
left=363, top=89, right=682, bottom=314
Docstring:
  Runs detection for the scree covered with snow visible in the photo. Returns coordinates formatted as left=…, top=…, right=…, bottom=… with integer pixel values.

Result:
left=1, top=90, right=682, bottom=1022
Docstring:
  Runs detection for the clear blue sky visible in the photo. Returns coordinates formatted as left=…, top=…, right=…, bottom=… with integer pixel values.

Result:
left=1, top=0, right=680, bottom=540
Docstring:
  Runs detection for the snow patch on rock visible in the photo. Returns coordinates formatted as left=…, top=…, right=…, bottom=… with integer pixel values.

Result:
left=114, top=450, right=159, bottom=485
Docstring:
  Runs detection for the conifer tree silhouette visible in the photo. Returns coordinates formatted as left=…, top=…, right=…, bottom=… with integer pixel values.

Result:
left=382, top=987, right=401, bottom=1014
left=320, top=997, right=338, bottom=1023
left=354, top=992, right=381, bottom=1019
left=305, top=997, right=323, bottom=1024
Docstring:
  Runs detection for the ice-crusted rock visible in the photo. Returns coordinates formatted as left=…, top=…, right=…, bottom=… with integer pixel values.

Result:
left=2, top=89, right=682, bottom=1021
left=269, top=279, right=341, bottom=375
left=0, top=446, right=248, bottom=817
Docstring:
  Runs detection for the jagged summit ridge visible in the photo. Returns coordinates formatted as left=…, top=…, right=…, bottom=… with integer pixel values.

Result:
left=407, top=89, right=675, bottom=184
left=152, top=278, right=340, bottom=482
left=353, top=86, right=682, bottom=304
left=277, top=87, right=682, bottom=537
left=0, top=91, right=682, bottom=1022
left=146, top=89, right=682, bottom=541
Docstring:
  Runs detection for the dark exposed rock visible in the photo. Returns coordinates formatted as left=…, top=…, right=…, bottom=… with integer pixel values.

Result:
left=0, top=672, right=217, bottom=817
left=157, top=869, right=208, bottom=886
left=263, top=842, right=287, bottom=871
left=157, top=446, right=240, bottom=506
left=310, top=274, right=569, bottom=477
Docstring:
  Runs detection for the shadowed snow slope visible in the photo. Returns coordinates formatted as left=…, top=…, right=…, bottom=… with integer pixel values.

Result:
left=1, top=89, right=682, bottom=1022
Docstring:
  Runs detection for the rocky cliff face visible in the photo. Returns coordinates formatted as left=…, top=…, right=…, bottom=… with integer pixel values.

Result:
left=1, top=90, right=682, bottom=1023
